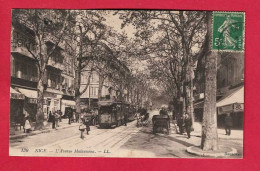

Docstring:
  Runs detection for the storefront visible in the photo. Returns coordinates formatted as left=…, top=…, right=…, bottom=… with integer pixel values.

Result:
left=17, top=87, right=38, bottom=122
left=217, top=85, right=244, bottom=128
left=43, top=88, right=63, bottom=119
left=10, top=87, right=25, bottom=127
left=61, top=99, right=75, bottom=115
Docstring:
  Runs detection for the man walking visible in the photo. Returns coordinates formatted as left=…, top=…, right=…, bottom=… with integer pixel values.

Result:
left=224, top=113, right=233, bottom=135
left=68, top=108, right=73, bottom=125
left=184, top=113, right=192, bottom=139
left=177, top=114, right=184, bottom=134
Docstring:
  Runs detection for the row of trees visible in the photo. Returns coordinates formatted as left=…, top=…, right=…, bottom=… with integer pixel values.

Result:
left=118, top=10, right=207, bottom=124
left=12, top=10, right=150, bottom=131
left=12, top=9, right=219, bottom=151
left=117, top=11, right=218, bottom=151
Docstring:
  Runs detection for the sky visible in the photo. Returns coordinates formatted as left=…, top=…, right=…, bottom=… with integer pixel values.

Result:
left=103, top=11, right=136, bottom=39
left=103, top=11, right=149, bottom=74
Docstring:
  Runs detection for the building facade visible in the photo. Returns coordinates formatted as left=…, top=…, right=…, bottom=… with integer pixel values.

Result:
left=194, top=53, right=244, bottom=128
left=10, top=19, right=75, bottom=133
left=80, top=70, right=117, bottom=109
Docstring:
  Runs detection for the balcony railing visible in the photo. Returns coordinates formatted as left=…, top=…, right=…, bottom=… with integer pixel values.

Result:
left=44, top=34, right=65, bottom=50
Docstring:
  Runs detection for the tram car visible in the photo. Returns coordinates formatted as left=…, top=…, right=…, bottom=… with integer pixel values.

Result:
left=98, top=100, right=128, bottom=128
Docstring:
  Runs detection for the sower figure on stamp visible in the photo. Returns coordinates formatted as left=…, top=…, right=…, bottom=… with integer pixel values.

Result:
left=224, top=113, right=233, bottom=135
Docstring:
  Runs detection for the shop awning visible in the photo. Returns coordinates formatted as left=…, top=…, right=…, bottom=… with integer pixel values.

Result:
left=17, top=88, right=38, bottom=103
left=61, top=99, right=76, bottom=106
left=17, top=88, right=38, bottom=99
left=216, top=86, right=244, bottom=107
left=10, top=87, right=25, bottom=99
left=45, top=88, right=63, bottom=95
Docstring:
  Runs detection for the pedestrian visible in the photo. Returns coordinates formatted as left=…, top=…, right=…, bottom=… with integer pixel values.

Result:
left=24, top=116, right=32, bottom=133
left=84, top=118, right=90, bottom=135
left=184, top=113, right=192, bottom=139
left=50, top=111, right=56, bottom=129
left=55, top=111, right=60, bottom=127
left=48, top=111, right=52, bottom=123
left=224, top=113, right=233, bottom=136
left=59, top=110, right=62, bottom=122
left=76, top=112, right=79, bottom=123
left=177, top=114, right=184, bottom=134
left=79, top=123, right=86, bottom=139
left=68, top=108, right=73, bottom=125
left=159, top=107, right=168, bottom=115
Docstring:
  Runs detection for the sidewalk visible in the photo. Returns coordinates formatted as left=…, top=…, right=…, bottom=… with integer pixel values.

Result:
left=10, top=119, right=80, bottom=140
left=168, top=121, right=243, bottom=158
left=192, top=122, right=243, bottom=140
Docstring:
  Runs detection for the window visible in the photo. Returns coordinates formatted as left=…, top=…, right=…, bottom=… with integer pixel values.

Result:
left=48, top=73, right=60, bottom=89
left=21, top=63, right=27, bottom=79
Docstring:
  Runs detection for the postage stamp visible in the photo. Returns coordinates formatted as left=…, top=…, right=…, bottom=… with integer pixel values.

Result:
left=212, top=12, right=245, bottom=52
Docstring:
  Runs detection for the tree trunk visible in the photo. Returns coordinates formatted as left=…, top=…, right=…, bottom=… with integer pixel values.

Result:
left=35, top=77, right=45, bottom=130
left=75, top=60, right=82, bottom=115
left=98, top=75, right=105, bottom=100
left=185, top=66, right=195, bottom=126
left=201, top=11, right=218, bottom=151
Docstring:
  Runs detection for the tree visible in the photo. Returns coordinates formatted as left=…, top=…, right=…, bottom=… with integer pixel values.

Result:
left=118, top=10, right=207, bottom=122
left=12, top=9, right=70, bottom=130
left=63, top=10, right=107, bottom=114
left=200, top=11, right=218, bottom=151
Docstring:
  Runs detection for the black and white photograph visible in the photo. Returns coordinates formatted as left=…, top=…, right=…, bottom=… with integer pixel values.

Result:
left=9, top=9, right=244, bottom=158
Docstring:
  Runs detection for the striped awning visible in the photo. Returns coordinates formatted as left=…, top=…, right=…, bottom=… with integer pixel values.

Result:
left=10, top=87, right=25, bottom=100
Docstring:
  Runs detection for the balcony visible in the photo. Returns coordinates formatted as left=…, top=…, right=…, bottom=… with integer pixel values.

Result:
left=11, top=42, right=36, bottom=60
left=45, top=34, right=65, bottom=50
left=47, top=58, right=65, bottom=71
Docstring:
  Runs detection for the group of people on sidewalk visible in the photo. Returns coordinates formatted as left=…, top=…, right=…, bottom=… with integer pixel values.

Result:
left=176, top=113, right=192, bottom=139
left=48, top=110, right=62, bottom=129
left=175, top=112, right=233, bottom=138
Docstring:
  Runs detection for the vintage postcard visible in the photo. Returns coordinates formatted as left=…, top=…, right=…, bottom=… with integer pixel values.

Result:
left=9, top=9, right=244, bottom=158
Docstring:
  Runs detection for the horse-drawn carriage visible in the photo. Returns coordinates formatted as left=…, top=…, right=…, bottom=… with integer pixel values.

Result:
left=135, top=108, right=149, bottom=127
left=152, top=115, right=170, bottom=134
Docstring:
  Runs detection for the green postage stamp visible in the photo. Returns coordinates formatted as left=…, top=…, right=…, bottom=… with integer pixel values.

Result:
left=212, top=12, right=245, bottom=52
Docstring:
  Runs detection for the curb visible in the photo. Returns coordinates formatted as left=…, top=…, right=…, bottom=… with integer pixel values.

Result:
left=186, top=145, right=238, bottom=158
left=10, top=124, right=80, bottom=140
